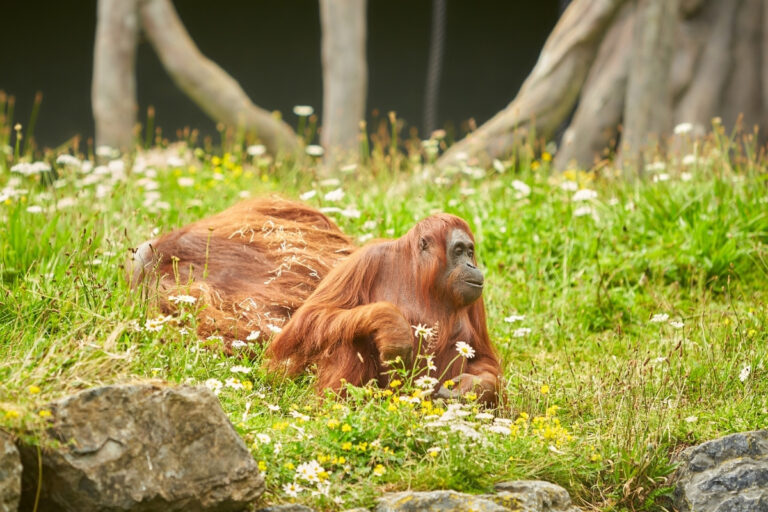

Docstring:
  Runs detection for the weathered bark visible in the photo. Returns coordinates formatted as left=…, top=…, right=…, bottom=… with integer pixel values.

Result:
left=437, top=0, right=628, bottom=168
left=554, top=2, right=634, bottom=170
left=673, top=0, right=741, bottom=129
left=319, top=0, right=367, bottom=167
left=138, top=0, right=299, bottom=156
left=423, top=0, right=446, bottom=136
left=721, top=0, right=762, bottom=131
left=92, top=0, right=139, bottom=152
left=620, top=0, right=679, bottom=175
left=762, top=0, right=768, bottom=131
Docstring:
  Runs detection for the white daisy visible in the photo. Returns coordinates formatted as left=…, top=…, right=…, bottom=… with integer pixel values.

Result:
left=293, top=105, right=314, bottom=117
left=455, top=341, right=475, bottom=359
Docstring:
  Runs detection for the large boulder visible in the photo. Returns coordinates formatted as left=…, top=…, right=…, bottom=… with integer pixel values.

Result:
left=376, top=490, right=508, bottom=511
left=377, top=481, right=579, bottom=512
left=0, top=431, right=21, bottom=512
left=672, top=429, right=768, bottom=512
left=255, top=506, right=316, bottom=512
left=491, top=481, right=580, bottom=511
left=17, top=384, right=264, bottom=512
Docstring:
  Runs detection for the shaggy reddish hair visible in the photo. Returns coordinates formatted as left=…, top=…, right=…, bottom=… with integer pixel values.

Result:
left=130, top=196, right=354, bottom=344
left=268, top=213, right=501, bottom=404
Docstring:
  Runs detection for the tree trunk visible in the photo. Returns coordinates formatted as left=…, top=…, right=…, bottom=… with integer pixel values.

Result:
left=319, top=0, right=367, bottom=168
left=554, top=2, right=634, bottom=170
left=92, top=0, right=139, bottom=152
left=620, top=0, right=679, bottom=175
left=721, top=0, right=762, bottom=132
left=423, top=0, right=446, bottom=136
left=437, top=0, right=628, bottom=168
left=673, top=0, right=741, bottom=130
left=138, top=0, right=300, bottom=156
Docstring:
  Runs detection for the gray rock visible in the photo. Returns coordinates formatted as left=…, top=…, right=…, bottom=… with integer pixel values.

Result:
left=0, top=431, right=21, bottom=512
left=376, top=481, right=579, bottom=512
left=376, top=490, right=512, bottom=511
left=672, top=429, right=768, bottom=512
left=255, top=506, right=316, bottom=512
left=17, top=384, right=264, bottom=512
left=488, top=480, right=580, bottom=511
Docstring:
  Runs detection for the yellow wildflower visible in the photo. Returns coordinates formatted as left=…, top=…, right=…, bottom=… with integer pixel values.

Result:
left=38, top=410, right=52, bottom=418
left=28, top=385, right=41, bottom=394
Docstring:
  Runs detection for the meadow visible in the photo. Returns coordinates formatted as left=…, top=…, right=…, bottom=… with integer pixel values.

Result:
left=1, top=115, right=767, bottom=511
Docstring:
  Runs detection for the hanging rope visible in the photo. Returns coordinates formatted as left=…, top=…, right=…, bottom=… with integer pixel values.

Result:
left=423, top=0, right=446, bottom=137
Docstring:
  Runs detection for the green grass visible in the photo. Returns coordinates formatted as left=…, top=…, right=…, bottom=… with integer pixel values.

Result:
left=1, top=122, right=767, bottom=511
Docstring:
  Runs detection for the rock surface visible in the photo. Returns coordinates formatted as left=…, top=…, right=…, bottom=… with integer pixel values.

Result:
left=377, top=490, right=508, bottom=511
left=377, top=481, right=579, bottom=512
left=0, top=431, right=21, bottom=512
left=490, top=480, right=580, bottom=511
left=672, top=429, right=768, bottom=512
left=17, top=384, right=264, bottom=512
left=255, top=506, right=316, bottom=512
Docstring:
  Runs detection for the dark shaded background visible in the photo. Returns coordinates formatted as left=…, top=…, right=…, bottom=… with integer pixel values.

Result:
left=1, top=0, right=559, bottom=147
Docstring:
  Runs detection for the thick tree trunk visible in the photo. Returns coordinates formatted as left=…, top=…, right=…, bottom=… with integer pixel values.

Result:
left=762, top=0, right=768, bottom=131
left=436, top=0, right=763, bottom=177
left=92, top=0, right=139, bottom=152
left=721, top=0, right=762, bottom=132
left=319, top=0, right=367, bottom=168
left=673, top=0, right=740, bottom=130
left=554, top=2, right=634, bottom=170
left=620, top=0, right=679, bottom=175
left=138, top=0, right=300, bottom=156
left=437, top=0, right=628, bottom=168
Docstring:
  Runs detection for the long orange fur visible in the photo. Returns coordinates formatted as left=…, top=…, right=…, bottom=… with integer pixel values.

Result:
left=268, top=213, right=501, bottom=405
left=130, top=196, right=354, bottom=345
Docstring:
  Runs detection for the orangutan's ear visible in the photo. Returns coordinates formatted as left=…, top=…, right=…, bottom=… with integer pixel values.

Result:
left=419, top=237, right=429, bottom=251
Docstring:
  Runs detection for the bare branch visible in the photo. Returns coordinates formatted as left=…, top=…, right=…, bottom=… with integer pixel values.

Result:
left=319, top=0, right=367, bottom=167
left=92, top=0, right=140, bottom=151
left=437, top=0, right=628, bottom=168
left=139, top=0, right=300, bottom=156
